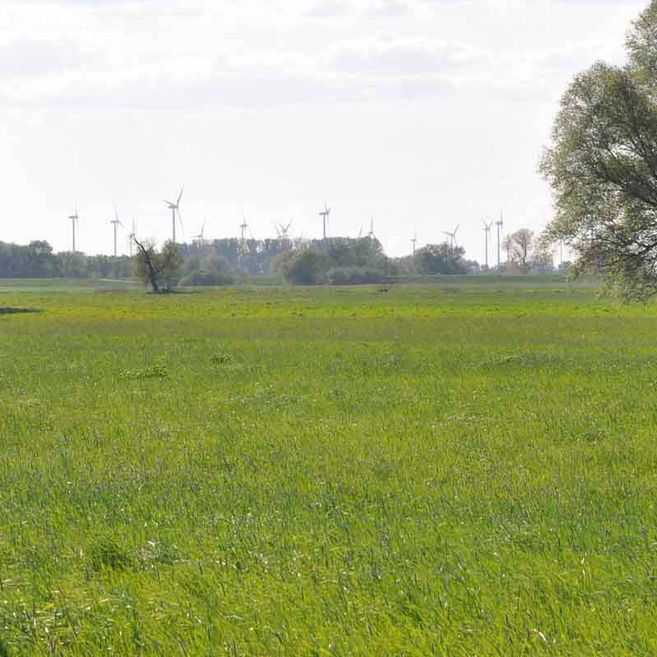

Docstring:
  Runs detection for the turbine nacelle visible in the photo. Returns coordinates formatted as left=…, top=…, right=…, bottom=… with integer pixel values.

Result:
left=193, top=221, right=207, bottom=244
left=443, top=224, right=460, bottom=246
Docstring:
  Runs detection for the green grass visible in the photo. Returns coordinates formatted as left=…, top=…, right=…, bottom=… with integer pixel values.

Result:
left=0, top=282, right=656, bottom=656
left=0, top=278, right=138, bottom=294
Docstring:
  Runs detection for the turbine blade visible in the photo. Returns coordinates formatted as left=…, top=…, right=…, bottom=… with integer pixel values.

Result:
left=177, top=185, right=185, bottom=206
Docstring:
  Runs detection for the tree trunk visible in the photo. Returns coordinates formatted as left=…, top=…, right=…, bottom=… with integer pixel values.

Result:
left=133, top=238, right=161, bottom=294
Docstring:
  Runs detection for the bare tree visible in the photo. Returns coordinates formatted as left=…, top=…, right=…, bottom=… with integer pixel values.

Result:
left=133, top=238, right=183, bottom=293
left=502, top=229, right=536, bottom=272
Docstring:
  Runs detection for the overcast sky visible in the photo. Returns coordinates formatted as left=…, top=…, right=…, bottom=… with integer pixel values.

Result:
left=0, top=0, right=648, bottom=260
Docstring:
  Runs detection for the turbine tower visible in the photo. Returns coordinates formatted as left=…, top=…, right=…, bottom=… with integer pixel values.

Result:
left=368, top=217, right=375, bottom=239
left=68, top=207, right=79, bottom=252
left=443, top=224, right=460, bottom=248
left=319, top=203, right=331, bottom=239
left=496, top=211, right=504, bottom=268
left=163, top=186, right=184, bottom=243
left=128, top=219, right=136, bottom=257
left=110, top=207, right=123, bottom=257
left=239, top=213, right=249, bottom=261
left=411, top=232, right=418, bottom=255
left=483, top=220, right=494, bottom=269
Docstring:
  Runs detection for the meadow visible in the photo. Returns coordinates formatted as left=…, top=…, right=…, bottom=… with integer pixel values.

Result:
left=0, top=280, right=656, bottom=656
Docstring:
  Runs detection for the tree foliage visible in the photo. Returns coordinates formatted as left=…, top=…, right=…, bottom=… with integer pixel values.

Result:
left=542, top=0, right=657, bottom=299
left=181, top=254, right=235, bottom=286
left=276, top=237, right=393, bottom=285
left=0, top=241, right=134, bottom=279
left=415, top=243, right=468, bottom=275
left=279, top=249, right=327, bottom=285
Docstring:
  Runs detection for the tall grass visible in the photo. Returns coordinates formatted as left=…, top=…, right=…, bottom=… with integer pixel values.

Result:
left=0, top=283, right=655, bottom=655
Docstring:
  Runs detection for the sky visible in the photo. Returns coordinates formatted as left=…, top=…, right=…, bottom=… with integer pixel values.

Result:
left=0, top=0, right=649, bottom=261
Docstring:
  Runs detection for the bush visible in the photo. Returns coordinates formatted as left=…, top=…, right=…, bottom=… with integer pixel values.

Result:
left=181, top=269, right=235, bottom=286
left=181, top=255, right=235, bottom=286
left=281, top=249, right=327, bottom=285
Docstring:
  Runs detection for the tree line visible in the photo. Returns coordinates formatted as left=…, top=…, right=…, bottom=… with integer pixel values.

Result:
left=0, top=230, right=562, bottom=289
left=0, top=241, right=134, bottom=279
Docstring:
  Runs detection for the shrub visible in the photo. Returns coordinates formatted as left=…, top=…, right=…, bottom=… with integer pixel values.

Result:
left=181, top=269, right=235, bottom=286
left=281, top=249, right=327, bottom=285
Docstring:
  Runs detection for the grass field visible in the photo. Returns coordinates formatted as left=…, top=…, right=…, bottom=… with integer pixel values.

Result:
left=1, top=281, right=656, bottom=656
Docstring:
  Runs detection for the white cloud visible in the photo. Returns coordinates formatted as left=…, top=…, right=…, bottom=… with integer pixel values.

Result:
left=366, top=0, right=412, bottom=17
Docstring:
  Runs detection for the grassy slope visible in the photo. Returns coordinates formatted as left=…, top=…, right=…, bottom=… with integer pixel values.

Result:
left=0, top=283, right=656, bottom=656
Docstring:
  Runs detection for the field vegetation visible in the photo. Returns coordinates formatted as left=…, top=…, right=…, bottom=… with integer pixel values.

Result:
left=0, top=281, right=656, bottom=655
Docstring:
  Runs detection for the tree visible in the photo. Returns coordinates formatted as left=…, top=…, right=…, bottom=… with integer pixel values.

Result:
left=60, top=251, right=87, bottom=278
left=415, top=243, right=468, bottom=275
left=181, top=254, right=235, bottom=286
left=542, top=1, right=657, bottom=299
left=505, top=229, right=535, bottom=272
left=133, top=239, right=183, bottom=293
left=280, top=249, right=327, bottom=285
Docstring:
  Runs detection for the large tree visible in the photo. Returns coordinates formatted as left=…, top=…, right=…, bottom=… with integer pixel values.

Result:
left=415, top=243, right=468, bottom=275
left=542, top=0, right=657, bottom=299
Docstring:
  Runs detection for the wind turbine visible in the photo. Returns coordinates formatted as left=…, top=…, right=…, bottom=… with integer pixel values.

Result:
left=110, top=207, right=123, bottom=257
left=238, top=213, right=249, bottom=261
left=411, top=232, right=418, bottom=255
left=367, top=217, right=375, bottom=239
left=192, top=222, right=206, bottom=247
left=276, top=221, right=292, bottom=240
left=483, top=220, right=494, bottom=269
left=68, top=206, right=79, bottom=252
left=128, top=219, right=136, bottom=257
left=163, top=186, right=184, bottom=243
left=443, top=224, right=460, bottom=248
left=319, top=203, right=331, bottom=239
left=240, top=213, right=248, bottom=242
left=496, top=211, right=504, bottom=268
